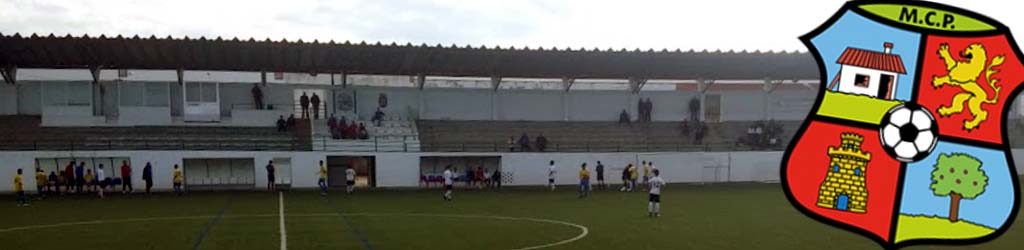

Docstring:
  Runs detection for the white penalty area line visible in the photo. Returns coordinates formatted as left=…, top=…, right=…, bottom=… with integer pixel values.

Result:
left=279, top=191, right=287, bottom=250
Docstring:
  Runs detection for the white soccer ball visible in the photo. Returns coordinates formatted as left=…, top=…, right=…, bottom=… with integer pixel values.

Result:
left=880, top=104, right=938, bottom=162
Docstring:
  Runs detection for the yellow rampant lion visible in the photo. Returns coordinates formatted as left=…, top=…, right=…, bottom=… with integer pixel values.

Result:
left=932, top=43, right=1005, bottom=131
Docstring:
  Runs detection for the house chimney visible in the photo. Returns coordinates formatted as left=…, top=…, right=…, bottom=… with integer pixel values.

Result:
left=884, top=42, right=893, bottom=54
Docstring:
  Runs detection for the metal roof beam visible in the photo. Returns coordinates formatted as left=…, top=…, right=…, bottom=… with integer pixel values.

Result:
left=697, top=78, right=716, bottom=93
left=629, top=77, right=647, bottom=93
left=763, top=77, right=784, bottom=93
left=1, top=65, right=15, bottom=84
left=562, top=77, right=575, bottom=92
left=491, top=76, right=502, bottom=91
left=415, top=73, right=426, bottom=90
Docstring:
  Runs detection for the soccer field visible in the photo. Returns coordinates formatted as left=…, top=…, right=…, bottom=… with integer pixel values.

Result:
left=1, top=182, right=1020, bottom=250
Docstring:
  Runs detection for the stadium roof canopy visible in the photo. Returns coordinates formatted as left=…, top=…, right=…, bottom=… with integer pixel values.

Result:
left=0, top=33, right=819, bottom=81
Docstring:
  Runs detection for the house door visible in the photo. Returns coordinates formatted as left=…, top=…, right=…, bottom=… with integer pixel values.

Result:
left=878, top=74, right=895, bottom=99
left=836, top=194, right=849, bottom=211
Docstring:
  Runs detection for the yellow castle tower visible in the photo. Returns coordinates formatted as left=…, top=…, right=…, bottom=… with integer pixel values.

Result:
left=817, top=133, right=871, bottom=213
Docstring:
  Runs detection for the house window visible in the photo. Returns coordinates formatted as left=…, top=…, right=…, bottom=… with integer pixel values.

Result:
left=854, top=74, right=871, bottom=87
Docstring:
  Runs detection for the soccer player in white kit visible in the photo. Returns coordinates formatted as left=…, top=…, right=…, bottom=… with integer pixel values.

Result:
left=547, top=161, right=557, bottom=191
left=648, top=169, right=666, bottom=217
left=442, top=165, right=454, bottom=201
left=345, top=167, right=356, bottom=194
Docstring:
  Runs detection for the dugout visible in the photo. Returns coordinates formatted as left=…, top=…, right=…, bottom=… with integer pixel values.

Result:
left=326, top=156, right=375, bottom=188
left=419, top=156, right=503, bottom=188
left=182, top=158, right=256, bottom=190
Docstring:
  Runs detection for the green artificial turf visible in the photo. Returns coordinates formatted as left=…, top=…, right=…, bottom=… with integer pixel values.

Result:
left=0, top=182, right=1020, bottom=250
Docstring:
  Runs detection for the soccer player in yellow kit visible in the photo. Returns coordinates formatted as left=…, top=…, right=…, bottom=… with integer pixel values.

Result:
left=35, top=168, right=47, bottom=199
left=578, top=163, right=591, bottom=198
left=317, top=160, right=328, bottom=195
left=14, top=169, right=28, bottom=207
left=172, top=164, right=184, bottom=196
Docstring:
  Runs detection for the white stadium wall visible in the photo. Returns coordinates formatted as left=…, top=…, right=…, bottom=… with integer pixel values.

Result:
left=567, top=90, right=630, bottom=121
left=496, top=90, right=565, bottom=121
left=422, top=88, right=493, bottom=120
left=0, top=84, right=17, bottom=115
left=3, top=149, right=1023, bottom=193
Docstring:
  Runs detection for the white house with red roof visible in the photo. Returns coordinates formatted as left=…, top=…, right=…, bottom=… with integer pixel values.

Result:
left=827, top=43, right=906, bottom=99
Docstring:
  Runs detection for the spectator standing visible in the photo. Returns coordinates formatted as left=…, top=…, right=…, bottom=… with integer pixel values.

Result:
left=286, top=114, right=296, bottom=130
left=536, top=134, right=548, bottom=152
left=96, top=164, right=107, bottom=198
left=266, top=161, right=276, bottom=192
left=14, top=169, right=27, bottom=207
left=251, top=84, right=264, bottom=110
left=120, top=160, right=133, bottom=194
left=647, top=98, right=655, bottom=122
left=637, top=98, right=644, bottom=122
left=63, top=162, right=74, bottom=193
left=300, top=92, right=311, bottom=119
left=34, top=168, right=46, bottom=199
left=596, top=161, right=605, bottom=190
left=310, top=93, right=321, bottom=120
left=491, top=168, right=502, bottom=189
left=518, top=133, right=531, bottom=152
left=143, top=162, right=154, bottom=195
left=75, top=161, right=85, bottom=193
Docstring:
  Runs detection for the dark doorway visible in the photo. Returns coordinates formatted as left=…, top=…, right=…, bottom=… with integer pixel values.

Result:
left=878, top=74, right=895, bottom=99
left=326, top=156, right=375, bottom=188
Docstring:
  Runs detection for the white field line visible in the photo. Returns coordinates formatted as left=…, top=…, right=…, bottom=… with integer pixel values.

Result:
left=0, top=212, right=588, bottom=250
left=279, top=191, right=287, bottom=250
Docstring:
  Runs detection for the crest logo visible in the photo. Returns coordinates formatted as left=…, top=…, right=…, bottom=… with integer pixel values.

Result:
left=782, top=1, right=1021, bottom=249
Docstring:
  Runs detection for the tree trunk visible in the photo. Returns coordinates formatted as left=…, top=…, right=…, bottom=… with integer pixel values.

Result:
left=949, top=192, right=962, bottom=222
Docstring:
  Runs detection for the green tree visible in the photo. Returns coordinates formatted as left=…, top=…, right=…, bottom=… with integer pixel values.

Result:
left=931, top=153, right=988, bottom=222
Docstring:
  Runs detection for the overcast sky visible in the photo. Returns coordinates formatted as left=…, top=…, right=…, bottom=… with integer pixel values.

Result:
left=0, top=0, right=1020, bottom=52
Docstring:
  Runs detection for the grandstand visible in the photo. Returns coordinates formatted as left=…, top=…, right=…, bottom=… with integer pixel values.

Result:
left=2, top=34, right=1023, bottom=189
left=2, top=33, right=1024, bottom=250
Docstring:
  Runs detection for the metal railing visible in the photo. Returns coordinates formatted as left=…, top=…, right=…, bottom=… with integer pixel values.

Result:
left=315, top=135, right=420, bottom=152
left=231, top=102, right=329, bottom=118
left=420, top=140, right=787, bottom=153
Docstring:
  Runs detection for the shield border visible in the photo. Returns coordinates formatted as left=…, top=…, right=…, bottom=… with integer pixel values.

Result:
left=781, top=0, right=1022, bottom=249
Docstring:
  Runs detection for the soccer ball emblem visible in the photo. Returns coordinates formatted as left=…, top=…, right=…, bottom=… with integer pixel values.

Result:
left=879, top=104, right=939, bottom=162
